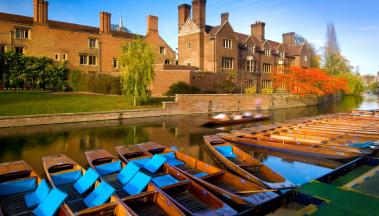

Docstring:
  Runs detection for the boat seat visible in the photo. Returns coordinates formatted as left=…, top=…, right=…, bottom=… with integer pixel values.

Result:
left=132, top=158, right=151, bottom=168
left=84, top=181, right=115, bottom=208
left=24, top=179, right=50, bottom=208
left=160, top=152, right=185, bottom=166
left=95, top=161, right=122, bottom=176
left=0, top=177, right=37, bottom=197
left=143, top=155, right=166, bottom=174
left=117, top=162, right=140, bottom=185
left=32, top=188, right=68, bottom=216
left=123, top=172, right=151, bottom=196
left=73, top=168, right=99, bottom=195
left=51, top=169, right=82, bottom=186
left=215, top=146, right=237, bottom=158
left=152, top=174, right=187, bottom=188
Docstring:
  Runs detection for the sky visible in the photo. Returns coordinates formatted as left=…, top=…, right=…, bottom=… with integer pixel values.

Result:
left=1, top=0, right=378, bottom=75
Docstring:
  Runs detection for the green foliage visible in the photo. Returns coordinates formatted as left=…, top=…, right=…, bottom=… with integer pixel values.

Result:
left=368, top=82, right=379, bottom=93
left=262, top=87, right=274, bottom=94
left=223, top=70, right=237, bottom=93
left=336, top=72, right=365, bottom=95
left=244, top=86, right=256, bottom=94
left=165, top=81, right=201, bottom=96
left=1, top=51, right=67, bottom=90
left=67, top=70, right=121, bottom=95
left=120, top=38, right=155, bottom=106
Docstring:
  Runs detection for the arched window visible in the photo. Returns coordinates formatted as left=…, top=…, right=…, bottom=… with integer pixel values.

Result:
left=164, top=59, right=171, bottom=64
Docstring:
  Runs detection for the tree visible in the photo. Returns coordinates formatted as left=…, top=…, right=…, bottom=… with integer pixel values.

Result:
left=119, top=38, right=155, bottom=106
left=294, top=34, right=321, bottom=68
left=223, top=70, right=237, bottom=93
left=325, top=23, right=340, bottom=55
left=166, top=81, right=200, bottom=96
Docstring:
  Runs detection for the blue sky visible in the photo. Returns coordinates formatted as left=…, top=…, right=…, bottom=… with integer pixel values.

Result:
left=1, top=0, right=378, bottom=74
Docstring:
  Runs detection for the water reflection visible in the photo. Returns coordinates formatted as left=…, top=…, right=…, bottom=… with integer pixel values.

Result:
left=0, top=95, right=376, bottom=184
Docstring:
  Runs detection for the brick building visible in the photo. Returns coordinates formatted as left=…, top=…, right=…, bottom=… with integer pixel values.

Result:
left=0, top=0, right=176, bottom=76
left=177, top=0, right=311, bottom=92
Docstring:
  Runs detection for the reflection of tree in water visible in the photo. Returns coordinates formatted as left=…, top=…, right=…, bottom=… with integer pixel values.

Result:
left=122, top=125, right=150, bottom=145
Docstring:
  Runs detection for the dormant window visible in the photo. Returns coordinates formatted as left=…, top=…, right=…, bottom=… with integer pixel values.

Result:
left=15, top=28, right=29, bottom=39
left=264, top=49, right=271, bottom=56
left=222, top=58, right=233, bottom=69
left=280, top=52, right=285, bottom=59
left=246, top=60, right=255, bottom=72
left=88, top=56, right=97, bottom=65
left=263, top=63, right=272, bottom=73
left=160, top=46, right=166, bottom=54
left=262, top=80, right=272, bottom=89
left=15, top=47, right=24, bottom=54
left=62, top=53, right=68, bottom=61
left=88, top=38, right=97, bottom=48
left=112, top=58, right=118, bottom=69
left=223, top=39, right=232, bottom=49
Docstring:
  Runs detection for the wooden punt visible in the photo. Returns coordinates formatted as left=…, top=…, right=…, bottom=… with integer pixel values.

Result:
left=217, top=133, right=360, bottom=161
left=85, top=149, right=186, bottom=216
left=202, top=115, right=270, bottom=127
left=138, top=142, right=279, bottom=206
left=0, top=160, right=66, bottom=216
left=115, top=144, right=238, bottom=216
left=43, top=154, right=128, bottom=216
left=203, top=135, right=295, bottom=189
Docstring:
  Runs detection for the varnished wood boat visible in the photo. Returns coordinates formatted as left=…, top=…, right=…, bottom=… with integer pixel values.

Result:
left=0, top=160, right=67, bottom=216
left=138, top=142, right=279, bottom=207
left=203, top=135, right=295, bottom=189
left=202, top=115, right=271, bottom=127
left=85, top=149, right=186, bottom=216
left=116, top=144, right=238, bottom=215
left=43, top=154, right=128, bottom=215
left=217, top=132, right=361, bottom=161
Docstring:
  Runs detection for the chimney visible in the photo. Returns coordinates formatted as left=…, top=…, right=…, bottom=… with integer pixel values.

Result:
left=100, top=12, right=111, bottom=34
left=192, top=0, right=206, bottom=31
left=251, top=21, right=265, bottom=41
left=33, top=0, right=48, bottom=24
left=221, top=12, right=229, bottom=24
left=147, top=15, right=158, bottom=34
left=283, top=32, right=295, bottom=44
left=178, top=4, right=191, bottom=30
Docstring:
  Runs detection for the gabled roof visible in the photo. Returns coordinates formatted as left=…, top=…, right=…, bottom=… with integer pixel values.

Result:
left=206, top=25, right=220, bottom=36
left=283, top=43, right=305, bottom=56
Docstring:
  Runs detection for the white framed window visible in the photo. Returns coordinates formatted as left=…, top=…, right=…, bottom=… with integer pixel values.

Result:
left=88, top=55, right=97, bottom=65
left=262, top=80, right=272, bottom=89
left=62, top=53, right=68, bottom=61
left=15, top=47, right=24, bottom=54
left=280, top=51, right=285, bottom=59
left=187, top=42, right=191, bottom=48
left=88, top=38, right=98, bottom=48
left=54, top=53, right=61, bottom=61
left=304, top=55, right=308, bottom=62
left=246, top=60, right=255, bottom=72
left=263, top=63, right=271, bottom=73
left=223, top=39, right=232, bottom=49
left=247, top=46, right=255, bottom=54
left=15, top=28, right=29, bottom=39
left=112, top=58, right=118, bottom=69
left=160, top=46, right=166, bottom=54
left=222, top=58, right=233, bottom=69
left=264, top=49, right=271, bottom=56
left=79, top=54, right=87, bottom=65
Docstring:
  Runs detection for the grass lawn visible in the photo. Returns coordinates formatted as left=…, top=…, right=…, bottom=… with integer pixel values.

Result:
left=0, top=92, right=173, bottom=117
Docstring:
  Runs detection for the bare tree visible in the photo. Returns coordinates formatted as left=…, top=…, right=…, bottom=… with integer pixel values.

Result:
left=325, top=22, right=340, bottom=54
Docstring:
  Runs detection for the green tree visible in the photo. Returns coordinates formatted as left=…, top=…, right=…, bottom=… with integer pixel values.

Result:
left=223, top=70, right=237, bottom=93
left=166, top=81, right=200, bottom=96
left=120, top=38, right=155, bottom=106
left=337, top=72, right=364, bottom=95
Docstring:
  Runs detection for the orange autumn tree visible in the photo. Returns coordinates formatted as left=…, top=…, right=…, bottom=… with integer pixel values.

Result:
left=272, top=67, right=348, bottom=95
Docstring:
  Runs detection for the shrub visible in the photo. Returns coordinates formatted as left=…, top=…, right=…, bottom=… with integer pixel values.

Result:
left=245, top=87, right=257, bottom=94
left=262, top=87, right=274, bottom=94
left=166, top=81, right=201, bottom=96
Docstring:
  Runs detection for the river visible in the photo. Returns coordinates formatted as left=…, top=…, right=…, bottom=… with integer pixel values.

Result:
left=0, top=94, right=377, bottom=185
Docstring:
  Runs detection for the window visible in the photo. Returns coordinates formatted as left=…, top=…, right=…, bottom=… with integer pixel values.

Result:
left=263, top=63, right=271, bottom=73
left=247, top=46, right=255, bottom=54
left=304, top=55, right=308, bottom=62
left=246, top=60, right=255, bottom=72
left=62, top=53, right=68, bottom=61
left=247, top=80, right=255, bottom=88
left=187, top=42, right=191, bottom=48
left=223, top=39, right=232, bottom=49
left=0, top=45, right=5, bottom=53
left=160, top=46, right=166, bottom=54
left=88, top=38, right=97, bottom=48
left=280, top=52, right=285, bottom=59
left=15, top=47, right=23, bottom=54
left=88, top=55, right=97, bottom=65
left=54, top=53, right=60, bottom=61
left=79, top=54, right=87, bottom=65
left=264, top=49, right=271, bottom=56
left=222, top=58, right=233, bottom=69
left=187, top=63, right=191, bottom=66
left=15, top=28, right=29, bottom=39
left=262, top=80, right=272, bottom=89
left=164, top=59, right=171, bottom=64
left=112, top=58, right=118, bottom=69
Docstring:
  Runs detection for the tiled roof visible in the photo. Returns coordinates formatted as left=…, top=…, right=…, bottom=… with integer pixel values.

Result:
left=206, top=25, right=220, bottom=36
left=283, top=43, right=303, bottom=56
left=0, top=12, right=33, bottom=25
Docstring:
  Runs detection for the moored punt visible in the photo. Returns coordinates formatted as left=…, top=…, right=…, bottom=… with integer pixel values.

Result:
left=202, top=115, right=270, bottom=127
left=202, top=135, right=295, bottom=189
left=138, top=142, right=279, bottom=207
left=116, top=144, right=238, bottom=216
left=43, top=154, right=128, bottom=215
left=0, top=160, right=67, bottom=216
left=85, top=149, right=186, bottom=216
left=217, top=132, right=361, bottom=161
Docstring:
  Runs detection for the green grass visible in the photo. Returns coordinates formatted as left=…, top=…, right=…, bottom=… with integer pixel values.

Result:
left=0, top=92, right=174, bottom=117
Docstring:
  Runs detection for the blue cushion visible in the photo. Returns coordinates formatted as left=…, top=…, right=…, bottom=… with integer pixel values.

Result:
left=51, top=170, right=82, bottom=186
left=95, top=161, right=122, bottom=176
left=123, top=172, right=151, bottom=196
left=215, top=146, right=237, bottom=158
left=194, top=172, right=208, bottom=178
left=73, top=168, right=99, bottom=195
left=24, top=179, right=50, bottom=208
left=0, top=177, right=37, bottom=196
left=166, top=158, right=185, bottom=167
left=32, top=188, right=68, bottom=216
left=152, top=174, right=179, bottom=188
left=349, top=141, right=374, bottom=148
left=117, top=162, right=140, bottom=185
left=160, top=152, right=176, bottom=159
left=84, top=182, right=115, bottom=208
left=143, top=155, right=166, bottom=173
left=131, top=158, right=151, bottom=168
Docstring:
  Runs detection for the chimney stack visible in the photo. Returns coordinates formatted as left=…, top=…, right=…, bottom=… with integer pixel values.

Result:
left=251, top=21, right=265, bottom=41
left=33, top=0, right=48, bottom=24
left=221, top=12, right=229, bottom=24
left=192, top=0, right=206, bottom=31
left=100, top=12, right=111, bottom=34
left=178, top=4, right=191, bottom=31
left=147, top=15, right=159, bottom=34
left=283, top=32, right=295, bottom=44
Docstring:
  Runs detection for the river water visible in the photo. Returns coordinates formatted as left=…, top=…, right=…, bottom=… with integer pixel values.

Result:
left=0, top=94, right=377, bottom=185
